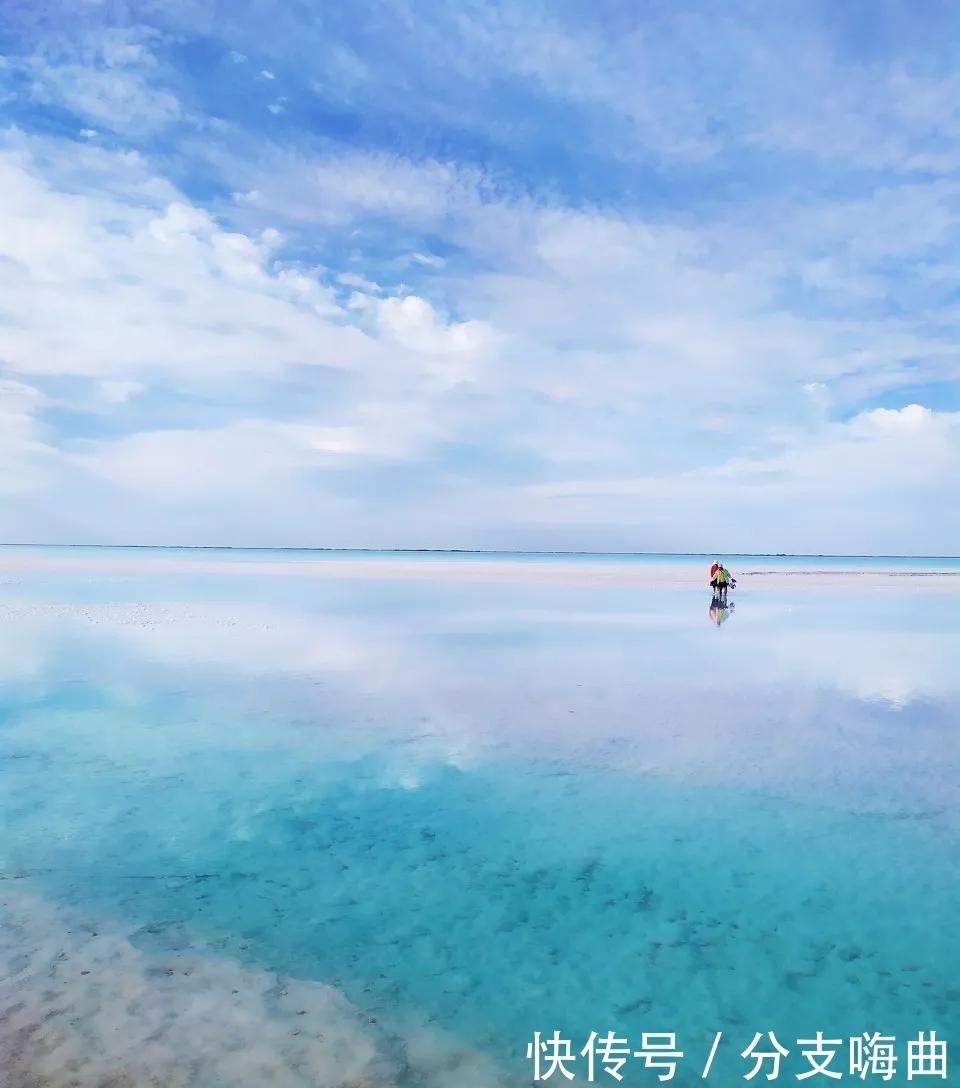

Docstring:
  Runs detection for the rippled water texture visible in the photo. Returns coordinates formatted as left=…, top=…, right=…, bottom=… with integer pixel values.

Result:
left=1, top=553, right=958, bottom=1086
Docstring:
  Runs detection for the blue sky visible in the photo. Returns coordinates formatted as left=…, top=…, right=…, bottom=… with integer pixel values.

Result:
left=1, top=0, right=960, bottom=551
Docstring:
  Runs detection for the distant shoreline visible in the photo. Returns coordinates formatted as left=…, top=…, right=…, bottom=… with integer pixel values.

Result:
left=0, top=543, right=958, bottom=561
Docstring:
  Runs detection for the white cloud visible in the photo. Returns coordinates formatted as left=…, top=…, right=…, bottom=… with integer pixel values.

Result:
left=0, top=380, right=53, bottom=498
left=97, top=380, right=143, bottom=404
left=0, top=136, right=508, bottom=408
left=4, top=0, right=960, bottom=553
left=236, top=149, right=492, bottom=227
left=0, top=137, right=375, bottom=384
left=233, top=146, right=960, bottom=428
left=338, top=272, right=382, bottom=293
left=375, top=295, right=492, bottom=357
left=18, top=28, right=181, bottom=134
left=410, top=252, right=446, bottom=269
left=70, top=402, right=453, bottom=500
left=513, top=405, right=960, bottom=552
left=447, top=5, right=960, bottom=174
left=4, top=127, right=959, bottom=549
left=71, top=421, right=317, bottom=497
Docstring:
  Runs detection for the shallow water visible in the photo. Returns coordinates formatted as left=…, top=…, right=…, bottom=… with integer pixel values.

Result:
left=5, top=542, right=960, bottom=571
left=1, top=558, right=957, bottom=1085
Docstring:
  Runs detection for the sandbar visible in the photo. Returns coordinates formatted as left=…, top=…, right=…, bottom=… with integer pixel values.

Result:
left=2, top=549, right=960, bottom=590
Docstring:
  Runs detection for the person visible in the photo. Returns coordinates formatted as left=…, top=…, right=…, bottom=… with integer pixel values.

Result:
left=718, top=564, right=737, bottom=604
left=709, top=559, right=721, bottom=593
left=714, top=563, right=729, bottom=603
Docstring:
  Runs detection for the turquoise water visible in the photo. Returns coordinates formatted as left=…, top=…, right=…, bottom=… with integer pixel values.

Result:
left=0, top=557, right=957, bottom=1086
left=3, top=542, right=960, bottom=570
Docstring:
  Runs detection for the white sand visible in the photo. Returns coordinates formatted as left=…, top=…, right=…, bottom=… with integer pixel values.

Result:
left=1, top=550, right=959, bottom=589
left=0, top=892, right=509, bottom=1088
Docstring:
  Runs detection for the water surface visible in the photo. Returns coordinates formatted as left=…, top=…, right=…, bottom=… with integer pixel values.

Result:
left=0, top=556, right=957, bottom=1085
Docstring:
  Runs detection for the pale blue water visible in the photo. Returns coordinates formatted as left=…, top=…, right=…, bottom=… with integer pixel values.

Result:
left=0, top=553, right=957, bottom=1085
left=4, top=542, right=960, bottom=570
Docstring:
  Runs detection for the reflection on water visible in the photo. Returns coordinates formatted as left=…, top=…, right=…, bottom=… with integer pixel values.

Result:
left=1, top=561, right=958, bottom=1086
left=708, top=597, right=735, bottom=625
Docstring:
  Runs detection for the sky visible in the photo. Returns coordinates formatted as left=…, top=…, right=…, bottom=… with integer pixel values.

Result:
left=1, top=0, right=960, bottom=554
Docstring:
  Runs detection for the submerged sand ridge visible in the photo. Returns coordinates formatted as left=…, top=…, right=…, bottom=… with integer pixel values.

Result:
left=1, top=550, right=959, bottom=589
left=0, top=893, right=508, bottom=1088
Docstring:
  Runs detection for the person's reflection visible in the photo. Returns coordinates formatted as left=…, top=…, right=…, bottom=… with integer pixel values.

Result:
left=709, top=595, right=735, bottom=626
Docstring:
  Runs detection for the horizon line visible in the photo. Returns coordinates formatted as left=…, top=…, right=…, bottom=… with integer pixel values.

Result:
left=0, top=544, right=958, bottom=561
